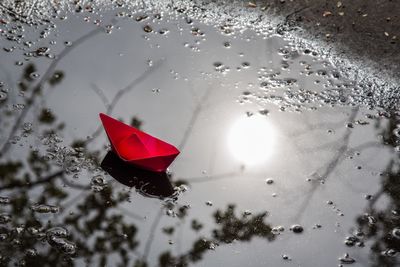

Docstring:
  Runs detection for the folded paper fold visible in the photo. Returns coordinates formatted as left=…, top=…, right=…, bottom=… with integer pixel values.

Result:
left=99, top=113, right=180, bottom=172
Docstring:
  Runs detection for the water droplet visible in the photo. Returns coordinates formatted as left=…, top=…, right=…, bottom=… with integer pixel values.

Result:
left=178, top=184, right=188, bottom=192
left=392, top=228, right=400, bottom=239
left=135, top=15, right=148, bottom=22
left=36, top=47, right=49, bottom=56
left=246, top=111, right=253, bottom=117
left=0, top=197, right=10, bottom=204
left=30, top=204, right=59, bottom=214
left=213, top=62, right=223, bottom=68
left=213, top=62, right=230, bottom=74
left=272, top=226, right=285, bottom=235
left=159, top=28, right=169, bottom=35
left=243, top=210, right=252, bottom=216
left=0, top=92, right=7, bottom=101
left=223, top=41, right=231, bottom=48
left=282, top=254, right=291, bottom=261
left=290, top=224, right=304, bottom=233
left=382, top=249, right=398, bottom=257
left=25, top=248, right=38, bottom=257
left=0, top=233, right=7, bottom=241
left=46, top=227, right=69, bottom=238
left=265, top=178, right=274, bottom=184
left=143, top=25, right=153, bottom=33
left=24, top=41, right=33, bottom=48
left=278, top=48, right=290, bottom=55
left=205, top=201, right=213, bottom=206
left=316, top=69, right=327, bottom=76
left=23, top=122, right=32, bottom=132
left=207, top=240, right=217, bottom=250
left=365, top=194, right=373, bottom=200
left=393, top=128, right=400, bottom=138
left=166, top=209, right=175, bottom=217
left=3, top=47, right=14, bottom=52
left=241, top=62, right=250, bottom=68
left=47, top=236, right=76, bottom=255
left=313, top=223, right=322, bottom=229
left=91, top=175, right=107, bottom=192
left=0, top=213, right=11, bottom=224
left=339, top=253, right=356, bottom=264
left=29, top=72, right=40, bottom=79
left=367, top=214, right=377, bottom=225
left=13, top=104, right=25, bottom=110
left=344, top=236, right=358, bottom=247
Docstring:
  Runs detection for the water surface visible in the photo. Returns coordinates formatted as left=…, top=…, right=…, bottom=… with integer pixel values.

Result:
left=0, top=7, right=399, bottom=267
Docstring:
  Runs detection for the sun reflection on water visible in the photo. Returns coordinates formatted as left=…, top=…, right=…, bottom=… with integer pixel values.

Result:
left=227, top=115, right=276, bottom=165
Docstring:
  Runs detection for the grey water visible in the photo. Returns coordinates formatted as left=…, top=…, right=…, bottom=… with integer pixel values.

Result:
left=0, top=4, right=399, bottom=267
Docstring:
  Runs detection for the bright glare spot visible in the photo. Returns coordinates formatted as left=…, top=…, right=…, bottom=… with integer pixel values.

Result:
left=228, top=115, right=276, bottom=165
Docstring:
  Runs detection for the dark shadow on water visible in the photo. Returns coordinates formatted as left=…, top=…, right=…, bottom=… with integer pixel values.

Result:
left=101, top=151, right=175, bottom=199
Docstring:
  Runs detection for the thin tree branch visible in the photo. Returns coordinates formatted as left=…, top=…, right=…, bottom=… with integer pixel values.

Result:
left=60, top=175, right=90, bottom=190
left=90, top=83, right=110, bottom=108
left=87, top=59, right=164, bottom=142
left=142, top=207, right=163, bottom=261
left=0, top=26, right=104, bottom=156
left=184, top=171, right=243, bottom=183
left=0, top=170, right=63, bottom=191
left=293, top=107, right=359, bottom=221
left=178, top=85, right=213, bottom=151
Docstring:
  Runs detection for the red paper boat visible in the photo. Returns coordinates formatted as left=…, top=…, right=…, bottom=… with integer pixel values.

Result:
left=99, top=113, right=180, bottom=172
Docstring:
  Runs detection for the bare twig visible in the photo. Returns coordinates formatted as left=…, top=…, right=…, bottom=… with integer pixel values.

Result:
left=87, top=59, right=164, bottom=142
left=90, top=83, right=110, bottom=108
left=184, top=171, right=242, bottom=183
left=178, top=85, right=213, bottom=151
left=285, top=5, right=311, bottom=21
left=60, top=175, right=90, bottom=190
left=27, top=0, right=39, bottom=18
left=0, top=170, right=63, bottom=191
left=142, top=207, right=163, bottom=261
left=0, top=26, right=104, bottom=156
left=0, top=3, right=29, bottom=22
left=350, top=141, right=383, bottom=152
left=293, top=107, right=359, bottom=220
left=288, top=119, right=347, bottom=138
left=116, top=206, right=144, bottom=221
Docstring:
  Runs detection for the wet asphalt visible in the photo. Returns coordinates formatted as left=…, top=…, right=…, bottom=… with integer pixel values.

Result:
left=252, top=0, right=400, bottom=83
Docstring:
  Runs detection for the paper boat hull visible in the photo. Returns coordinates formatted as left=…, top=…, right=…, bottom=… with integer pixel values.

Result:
left=99, top=113, right=180, bottom=172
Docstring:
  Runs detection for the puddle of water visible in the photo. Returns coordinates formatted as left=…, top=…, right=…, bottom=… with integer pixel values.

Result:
left=0, top=6, right=399, bottom=267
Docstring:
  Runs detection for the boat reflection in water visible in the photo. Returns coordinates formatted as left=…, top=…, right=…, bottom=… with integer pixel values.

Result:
left=101, top=151, right=175, bottom=199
